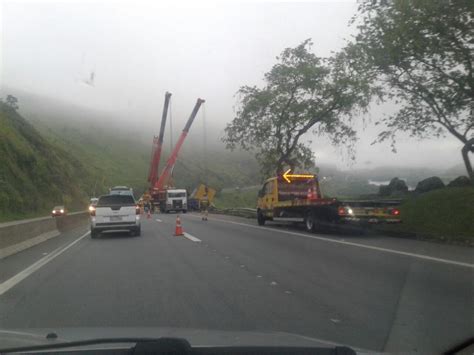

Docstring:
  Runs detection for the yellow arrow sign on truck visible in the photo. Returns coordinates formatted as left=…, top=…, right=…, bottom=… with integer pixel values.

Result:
left=282, top=169, right=315, bottom=183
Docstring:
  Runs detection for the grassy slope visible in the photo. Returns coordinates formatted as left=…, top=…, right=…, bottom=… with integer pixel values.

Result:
left=0, top=103, right=94, bottom=221
left=382, top=187, right=474, bottom=241
left=214, top=187, right=259, bottom=209
left=31, top=115, right=261, bottom=198
left=35, top=122, right=150, bottom=196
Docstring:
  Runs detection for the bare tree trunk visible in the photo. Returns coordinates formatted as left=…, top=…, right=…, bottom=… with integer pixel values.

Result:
left=275, top=160, right=285, bottom=176
left=276, top=154, right=290, bottom=175
left=461, top=138, right=474, bottom=183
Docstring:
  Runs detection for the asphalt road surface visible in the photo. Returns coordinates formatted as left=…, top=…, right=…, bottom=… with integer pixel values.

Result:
left=1, top=213, right=472, bottom=353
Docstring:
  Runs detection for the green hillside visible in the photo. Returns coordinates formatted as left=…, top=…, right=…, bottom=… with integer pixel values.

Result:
left=28, top=106, right=260, bottom=198
left=0, top=102, right=95, bottom=221
left=35, top=121, right=151, bottom=197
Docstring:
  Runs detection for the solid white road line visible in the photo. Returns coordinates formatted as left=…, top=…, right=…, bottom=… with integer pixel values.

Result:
left=183, top=232, right=201, bottom=243
left=186, top=214, right=473, bottom=269
left=0, top=231, right=90, bottom=296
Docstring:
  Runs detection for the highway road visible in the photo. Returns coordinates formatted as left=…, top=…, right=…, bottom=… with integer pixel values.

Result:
left=0, top=213, right=472, bottom=353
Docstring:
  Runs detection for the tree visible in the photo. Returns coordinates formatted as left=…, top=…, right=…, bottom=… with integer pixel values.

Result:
left=348, top=0, right=474, bottom=180
left=5, top=95, right=19, bottom=110
left=223, top=40, right=373, bottom=176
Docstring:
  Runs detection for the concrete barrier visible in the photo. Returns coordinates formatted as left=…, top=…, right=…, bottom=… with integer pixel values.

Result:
left=0, top=211, right=89, bottom=259
left=56, top=212, right=90, bottom=233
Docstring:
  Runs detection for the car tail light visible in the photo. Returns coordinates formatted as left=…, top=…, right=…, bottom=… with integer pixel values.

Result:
left=391, top=208, right=400, bottom=216
left=136, top=205, right=141, bottom=215
left=338, top=206, right=346, bottom=216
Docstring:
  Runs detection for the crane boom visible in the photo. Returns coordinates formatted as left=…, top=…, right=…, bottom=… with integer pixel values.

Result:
left=154, top=98, right=205, bottom=190
left=148, top=92, right=172, bottom=187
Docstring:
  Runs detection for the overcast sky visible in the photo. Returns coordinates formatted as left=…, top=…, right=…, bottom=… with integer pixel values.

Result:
left=0, top=0, right=462, bottom=170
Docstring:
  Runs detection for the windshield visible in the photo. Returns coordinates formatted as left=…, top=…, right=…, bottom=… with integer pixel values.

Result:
left=0, top=1, right=472, bottom=354
left=168, top=192, right=186, bottom=198
left=97, top=195, right=135, bottom=206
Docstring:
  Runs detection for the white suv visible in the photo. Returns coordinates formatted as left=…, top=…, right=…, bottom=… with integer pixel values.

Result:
left=90, top=194, right=141, bottom=238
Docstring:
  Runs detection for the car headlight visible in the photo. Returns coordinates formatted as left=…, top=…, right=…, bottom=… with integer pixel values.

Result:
left=60, top=209, right=64, bottom=213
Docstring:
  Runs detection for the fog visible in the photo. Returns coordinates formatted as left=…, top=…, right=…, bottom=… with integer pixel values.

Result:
left=0, top=0, right=462, bottom=170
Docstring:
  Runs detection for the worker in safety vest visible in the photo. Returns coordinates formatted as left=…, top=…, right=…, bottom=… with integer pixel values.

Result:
left=200, top=192, right=209, bottom=221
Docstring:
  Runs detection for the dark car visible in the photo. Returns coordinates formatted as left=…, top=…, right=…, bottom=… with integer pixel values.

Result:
left=51, top=205, right=67, bottom=217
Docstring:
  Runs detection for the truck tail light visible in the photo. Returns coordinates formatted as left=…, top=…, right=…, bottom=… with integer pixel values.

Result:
left=338, top=206, right=353, bottom=216
left=391, top=208, right=400, bottom=216
left=307, top=187, right=318, bottom=200
left=136, top=205, right=141, bottom=215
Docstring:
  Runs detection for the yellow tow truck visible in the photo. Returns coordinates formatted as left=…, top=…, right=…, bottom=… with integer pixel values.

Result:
left=257, top=170, right=401, bottom=232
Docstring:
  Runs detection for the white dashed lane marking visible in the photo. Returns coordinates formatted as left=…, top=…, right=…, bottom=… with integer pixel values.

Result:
left=185, top=214, right=473, bottom=269
left=0, top=231, right=90, bottom=296
left=183, top=232, right=201, bottom=243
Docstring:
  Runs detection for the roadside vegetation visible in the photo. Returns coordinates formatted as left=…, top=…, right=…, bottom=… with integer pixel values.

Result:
left=381, top=187, right=474, bottom=243
left=0, top=100, right=94, bottom=221
left=214, top=187, right=259, bottom=210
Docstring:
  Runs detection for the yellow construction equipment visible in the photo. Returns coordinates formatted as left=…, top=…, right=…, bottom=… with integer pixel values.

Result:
left=189, top=184, right=216, bottom=210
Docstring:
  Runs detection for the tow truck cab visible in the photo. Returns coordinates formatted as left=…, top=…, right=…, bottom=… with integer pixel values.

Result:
left=159, top=189, right=187, bottom=213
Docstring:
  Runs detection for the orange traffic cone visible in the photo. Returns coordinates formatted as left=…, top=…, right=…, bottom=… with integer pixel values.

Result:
left=174, top=215, right=184, bottom=236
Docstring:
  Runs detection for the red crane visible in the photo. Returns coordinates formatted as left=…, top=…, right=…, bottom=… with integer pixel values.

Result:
left=148, top=92, right=172, bottom=187
left=154, top=98, right=205, bottom=190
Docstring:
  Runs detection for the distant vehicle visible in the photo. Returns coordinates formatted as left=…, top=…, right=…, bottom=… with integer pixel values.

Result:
left=89, top=198, right=99, bottom=212
left=257, top=170, right=401, bottom=232
left=90, top=194, right=141, bottom=238
left=158, top=189, right=187, bottom=213
left=51, top=205, right=67, bottom=217
left=109, top=186, right=134, bottom=197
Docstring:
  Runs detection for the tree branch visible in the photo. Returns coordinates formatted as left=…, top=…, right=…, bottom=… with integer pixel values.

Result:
left=414, top=55, right=470, bottom=96
left=394, top=68, right=467, bottom=143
